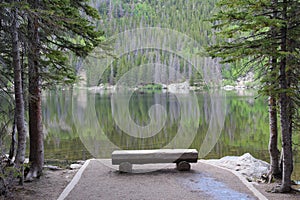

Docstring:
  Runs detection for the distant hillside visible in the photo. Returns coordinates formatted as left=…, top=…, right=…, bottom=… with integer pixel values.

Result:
left=81, top=0, right=253, bottom=88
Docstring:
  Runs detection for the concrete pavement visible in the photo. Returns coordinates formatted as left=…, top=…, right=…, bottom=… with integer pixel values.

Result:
left=58, top=159, right=266, bottom=200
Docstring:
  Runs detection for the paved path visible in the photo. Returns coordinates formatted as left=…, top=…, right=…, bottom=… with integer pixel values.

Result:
left=58, top=159, right=267, bottom=200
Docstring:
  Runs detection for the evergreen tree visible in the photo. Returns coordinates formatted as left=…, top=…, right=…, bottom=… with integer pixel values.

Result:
left=0, top=0, right=27, bottom=185
left=0, top=0, right=108, bottom=183
left=25, top=0, right=106, bottom=181
left=208, top=0, right=300, bottom=192
left=11, top=0, right=27, bottom=185
left=268, top=0, right=281, bottom=180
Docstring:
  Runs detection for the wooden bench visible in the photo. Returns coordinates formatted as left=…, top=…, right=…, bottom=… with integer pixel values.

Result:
left=111, top=149, right=198, bottom=172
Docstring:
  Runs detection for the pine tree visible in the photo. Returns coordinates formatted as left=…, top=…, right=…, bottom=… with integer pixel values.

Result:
left=268, top=0, right=281, bottom=180
left=11, top=0, right=27, bottom=185
left=208, top=0, right=300, bottom=192
left=0, top=0, right=27, bottom=185
left=24, top=0, right=107, bottom=180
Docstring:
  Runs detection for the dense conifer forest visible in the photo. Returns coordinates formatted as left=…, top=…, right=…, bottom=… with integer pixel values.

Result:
left=83, top=0, right=240, bottom=87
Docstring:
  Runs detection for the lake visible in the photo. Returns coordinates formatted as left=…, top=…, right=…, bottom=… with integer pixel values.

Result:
left=42, top=88, right=299, bottom=180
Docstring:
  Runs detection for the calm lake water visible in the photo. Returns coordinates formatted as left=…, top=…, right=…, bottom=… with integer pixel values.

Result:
left=42, top=88, right=299, bottom=180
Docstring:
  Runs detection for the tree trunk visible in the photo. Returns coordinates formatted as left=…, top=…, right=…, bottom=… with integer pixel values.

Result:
left=8, top=114, right=16, bottom=162
left=268, top=95, right=281, bottom=179
left=26, top=3, right=44, bottom=181
left=278, top=67, right=293, bottom=192
left=277, top=0, right=293, bottom=192
left=268, top=0, right=281, bottom=180
left=12, top=4, right=27, bottom=185
left=266, top=0, right=285, bottom=182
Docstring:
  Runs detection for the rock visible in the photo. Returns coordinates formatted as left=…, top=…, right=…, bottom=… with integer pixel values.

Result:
left=223, top=85, right=235, bottom=90
left=167, top=81, right=189, bottom=94
left=161, top=84, right=168, bottom=89
left=44, top=165, right=63, bottom=171
left=75, top=160, right=86, bottom=165
left=70, top=164, right=82, bottom=170
left=236, top=72, right=254, bottom=88
left=291, top=184, right=300, bottom=192
left=204, top=153, right=270, bottom=181
left=222, top=72, right=256, bottom=90
left=246, top=177, right=253, bottom=182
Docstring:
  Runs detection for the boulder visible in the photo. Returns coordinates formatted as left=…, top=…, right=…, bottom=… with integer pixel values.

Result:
left=204, top=153, right=270, bottom=181
left=43, top=165, right=63, bottom=171
left=70, top=164, right=83, bottom=170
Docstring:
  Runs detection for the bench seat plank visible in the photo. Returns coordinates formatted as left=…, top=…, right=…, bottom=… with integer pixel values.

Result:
left=112, top=149, right=198, bottom=165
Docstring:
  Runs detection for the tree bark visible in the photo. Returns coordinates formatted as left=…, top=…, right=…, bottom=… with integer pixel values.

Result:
left=26, top=2, right=44, bottom=181
left=277, top=0, right=293, bottom=192
left=268, top=0, right=281, bottom=179
left=8, top=114, right=16, bottom=162
left=12, top=3, right=27, bottom=185
left=268, top=95, right=281, bottom=178
left=278, top=65, right=293, bottom=192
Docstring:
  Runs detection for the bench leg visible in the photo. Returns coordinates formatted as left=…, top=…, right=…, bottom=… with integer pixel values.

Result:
left=119, top=162, right=132, bottom=173
left=176, top=161, right=191, bottom=171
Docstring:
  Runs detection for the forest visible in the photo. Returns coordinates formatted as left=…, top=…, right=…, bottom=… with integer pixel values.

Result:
left=83, top=0, right=236, bottom=88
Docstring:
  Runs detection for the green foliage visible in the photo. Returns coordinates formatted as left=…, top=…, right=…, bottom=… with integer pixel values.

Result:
left=28, top=0, right=107, bottom=86
left=207, top=0, right=287, bottom=89
left=208, top=0, right=300, bottom=93
left=222, top=79, right=236, bottom=86
left=0, top=92, right=13, bottom=155
left=86, top=0, right=218, bottom=87
left=133, top=1, right=155, bottom=19
left=0, top=0, right=111, bottom=183
left=140, top=83, right=162, bottom=91
left=208, top=0, right=280, bottom=60
left=208, top=0, right=300, bottom=188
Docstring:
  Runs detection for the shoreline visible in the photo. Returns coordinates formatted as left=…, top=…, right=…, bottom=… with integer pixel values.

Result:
left=42, top=151, right=300, bottom=182
left=45, top=153, right=299, bottom=182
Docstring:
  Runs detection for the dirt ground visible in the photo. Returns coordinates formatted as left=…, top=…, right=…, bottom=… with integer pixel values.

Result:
left=3, top=161, right=300, bottom=200
left=4, top=168, right=78, bottom=200
left=254, top=180, right=300, bottom=200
